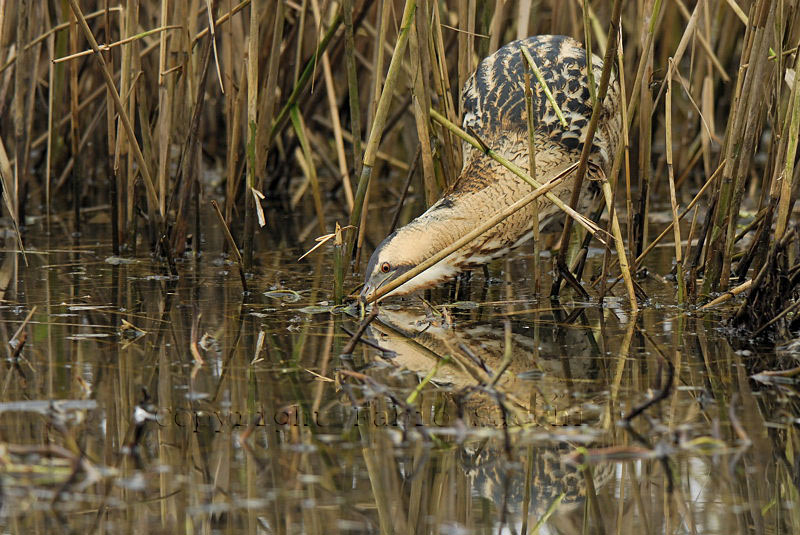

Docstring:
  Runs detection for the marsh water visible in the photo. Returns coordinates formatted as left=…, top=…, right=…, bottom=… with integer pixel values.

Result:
left=1, top=210, right=798, bottom=535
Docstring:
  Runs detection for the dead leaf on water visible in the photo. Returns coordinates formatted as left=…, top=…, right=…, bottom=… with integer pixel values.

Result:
left=264, top=289, right=302, bottom=302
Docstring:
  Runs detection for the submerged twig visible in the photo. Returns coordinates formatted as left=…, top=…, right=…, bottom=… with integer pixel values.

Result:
left=341, top=305, right=379, bottom=356
left=622, top=349, right=675, bottom=424
left=210, top=200, right=248, bottom=293
left=699, top=279, right=752, bottom=310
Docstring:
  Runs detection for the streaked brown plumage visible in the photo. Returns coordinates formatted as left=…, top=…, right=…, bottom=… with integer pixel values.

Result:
left=362, top=35, right=621, bottom=301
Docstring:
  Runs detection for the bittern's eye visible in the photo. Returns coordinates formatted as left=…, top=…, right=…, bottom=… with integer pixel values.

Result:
left=380, top=262, right=391, bottom=273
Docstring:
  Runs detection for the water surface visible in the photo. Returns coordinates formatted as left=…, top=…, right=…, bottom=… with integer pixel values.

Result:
left=1, top=215, right=797, bottom=535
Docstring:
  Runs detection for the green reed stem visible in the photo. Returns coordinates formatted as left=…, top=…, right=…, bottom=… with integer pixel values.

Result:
left=269, top=10, right=343, bottom=146
left=521, top=48, right=568, bottom=128
left=406, top=355, right=449, bottom=405
left=290, top=107, right=326, bottom=234
left=522, top=53, right=540, bottom=293
left=345, top=0, right=417, bottom=267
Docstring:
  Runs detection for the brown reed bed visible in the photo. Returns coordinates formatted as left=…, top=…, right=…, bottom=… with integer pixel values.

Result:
left=1, top=0, right=800, bottom=338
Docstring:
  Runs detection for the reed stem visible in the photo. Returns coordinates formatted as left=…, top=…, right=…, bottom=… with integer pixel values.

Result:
left=367, top=164, right=577, bottom=303
left=65, top=0, right=163, bottom=227
left=345, top=0, right=418, bottom=268
left=551, top=0, right=623, bottom=297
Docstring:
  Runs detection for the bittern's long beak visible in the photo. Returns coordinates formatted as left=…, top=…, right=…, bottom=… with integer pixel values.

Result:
left=360, top=271, right=396, bottom=303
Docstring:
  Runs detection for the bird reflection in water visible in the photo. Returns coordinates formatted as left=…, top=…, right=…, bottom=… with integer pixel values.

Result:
left=363, top=306, right=617, bottom=531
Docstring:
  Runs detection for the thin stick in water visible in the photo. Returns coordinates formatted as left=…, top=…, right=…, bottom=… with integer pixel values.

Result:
left=211, top=200, right=248, bottom=293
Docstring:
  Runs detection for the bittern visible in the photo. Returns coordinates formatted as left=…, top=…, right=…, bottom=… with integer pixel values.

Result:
left=361, top=35, right=621, bottom=301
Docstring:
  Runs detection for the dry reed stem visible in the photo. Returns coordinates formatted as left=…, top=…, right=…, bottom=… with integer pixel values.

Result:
left=701, top=74, right=715, bottom=176
left=753, top=298, right=800, bottom=337
left=313, top=117, right=411, bottom=171
left=598, top=25, right=630, bottom=300
left=156, top=0, right=171, bottom=218
left=203, top=0, right=224, bottom=94
left=487, top=1, right=506, bottom=55
left=259, top=0, right=284, bottom=178
left=430, top=109, right=607, bottom=242
left=409, top=5, right=439, bottom=206
left=652, top=0, right=703, bottom=116
left=52, top=24, right=182, bottom=63
left=119, top=0, right=136, bottom=247
left=457, top=0, right=475, bottom=119
left=103, top=0, right=118, bottom=255
left=310, top=0, right=353, bottom=211
left=13, top=1, right=35, bottom=247
left=774, top=44, right=800, bottom=240
left=225, top=67, right=246, bottom=225
left=602, top=163, right=724, bottom=295
left=699, top=279, right=753, bottom=310
left=354, top=11, right=406, bottom=267
left=0, top=6, right=123, bottom=74
left=45, top=32, right=55, bottom=235
left=243, top=0, right=259, bottom=269
left=723, top=0, right=749, bottom=24
left=169, top=37, right=214, bottom=258
left=627, top=0, right=662, bottom=260
left=68, top=4, right=80, bottom=235
left=636, top=162, right=722, bottom=269
left=0, top=137, right=23, bottom=256
left=65, top=0, right=162, bottom=223
left=552, top=0, right=622, bottom=296
left=673, top=0, right=729, bottom=82
left=367, top=163, right=578, bottom=303
left=720, top=1, right=774, bottom=290
left=268, top=10, right=343, bottom=146
left=430, top=4, right=460, bottom=185
left=601, top=179, right=638, bottom=312
left=192, top=0, right=251, bottom=46
left=666, top=58, right=685, bottom=304
left=342, top=0, right=362, bottom=181
left=598, top=162, right=722, bottom=296
left=582, top=0, right=597, bottom=107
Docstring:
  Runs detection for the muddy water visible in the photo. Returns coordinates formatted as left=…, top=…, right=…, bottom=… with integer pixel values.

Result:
left=0, top=215, right=798, bottom=535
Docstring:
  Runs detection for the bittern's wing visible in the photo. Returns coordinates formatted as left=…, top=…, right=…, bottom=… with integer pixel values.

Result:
left=459, top=35, right=619, bottom=167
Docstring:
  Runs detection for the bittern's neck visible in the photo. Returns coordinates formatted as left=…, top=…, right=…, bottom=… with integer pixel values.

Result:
left=378, top=198, right=470, bottom=296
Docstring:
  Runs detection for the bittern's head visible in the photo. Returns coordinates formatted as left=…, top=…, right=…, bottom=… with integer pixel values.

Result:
left=360, top=219, right=460, bottom=303
left=360, top=229, right=416, bottom=302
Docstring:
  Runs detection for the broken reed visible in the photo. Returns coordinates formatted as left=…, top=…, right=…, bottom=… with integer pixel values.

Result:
left=1, top=1, right=800, bottom=331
